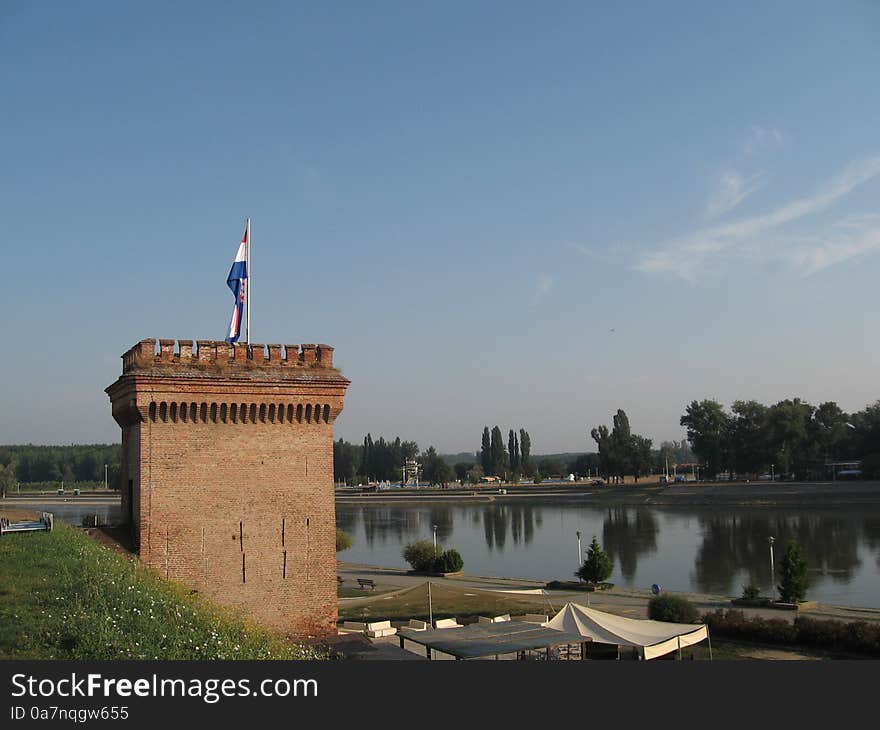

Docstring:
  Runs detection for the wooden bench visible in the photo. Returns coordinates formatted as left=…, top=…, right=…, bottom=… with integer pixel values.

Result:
left=357, top=578, right=376, bottom=590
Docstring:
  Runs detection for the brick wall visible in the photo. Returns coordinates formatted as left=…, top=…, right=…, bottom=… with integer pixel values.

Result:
left=107, top=339, right=349, bottom=638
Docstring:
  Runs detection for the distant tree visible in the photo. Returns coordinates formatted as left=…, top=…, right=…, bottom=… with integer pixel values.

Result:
left=508, top=429, right=520, bottom=473
left=810, top=401, right=850, bottom=464
left=658, top=441, right=677, bottom=475
left=421, top=447, right=453, bottom=486
left=847, top=401, right=880, bottom=458
left=727, top=400, right=770, bottom=476
left=576, top=536, right=613, bottom=584
left=0, top=461, right=16, bottom=497
left=680, top=399, right=730, bottom=478
left=490, top=426, right=508, bottom=477
left=466, top=464, right=484, bottom=484
left=480, top=427, right=492, bottom=474
left=568, top=453, right=600, bottom=478
left=360, top=434, right=373, bottom=480
left=539, top=458, right=563, bottom=478
left=453, top=462, right=473, bottom=482
left=767, top=398, right=814, bottom=479
left=333, top=438, right=358, bottom=484
left=777, top=540, right=810, bottom=603
left=591, top=424, right=611, bottom=480
left=630, top=435, right=654, bottom=482
left=519, top=428, right=531, bottom=476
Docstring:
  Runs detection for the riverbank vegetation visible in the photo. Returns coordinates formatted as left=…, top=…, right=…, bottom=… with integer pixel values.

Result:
left=0, top=522, right=325, bottom=660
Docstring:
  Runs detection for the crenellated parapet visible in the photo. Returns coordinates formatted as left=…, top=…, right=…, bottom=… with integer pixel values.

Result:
left=121, top=338, right=336, bottom=375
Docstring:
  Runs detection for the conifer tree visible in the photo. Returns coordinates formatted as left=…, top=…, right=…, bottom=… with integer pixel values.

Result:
left=576, top=536, right=614, bottom=584
left=777, top=540, right=810, bottom=603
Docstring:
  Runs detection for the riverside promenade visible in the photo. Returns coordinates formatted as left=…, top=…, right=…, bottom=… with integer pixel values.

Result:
left=337, top=560, right=880, bottom=625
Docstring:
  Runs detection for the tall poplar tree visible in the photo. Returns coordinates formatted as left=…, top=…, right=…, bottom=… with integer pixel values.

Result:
left=519, top=428, right=531, bottom=476
left=480, top=427, right=492, bottom=474
left=508, top=429, right=520, bottom=472
left=490, top=426, right=508, bottom=477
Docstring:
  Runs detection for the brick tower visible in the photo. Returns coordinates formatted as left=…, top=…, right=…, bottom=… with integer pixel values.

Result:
left=106, top=338, right=349, bottom=637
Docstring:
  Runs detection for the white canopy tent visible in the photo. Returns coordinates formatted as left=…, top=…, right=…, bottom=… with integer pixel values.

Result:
left=546, top=602, right=711, bottom=660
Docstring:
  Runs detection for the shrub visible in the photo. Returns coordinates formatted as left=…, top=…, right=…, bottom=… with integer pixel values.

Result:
left=741, top=584, right=761, bottom=600
left=436, top=549, right=464, bottom=573
left=336, top=529, right=352, bottom=553
left=402, top=542, right=464, bottom=573
left=648, top=594, right=700, bottom=623
left=778, top=540, right=810, bottom=603
left=575, top=536, right=613, bottom=584
left=403, top=540, right=440, bottom=572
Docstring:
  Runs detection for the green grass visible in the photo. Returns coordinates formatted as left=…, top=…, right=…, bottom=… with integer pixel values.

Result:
left=338, top=582, right=557, bottom=624
left=0, top=523, right=325, bottom=660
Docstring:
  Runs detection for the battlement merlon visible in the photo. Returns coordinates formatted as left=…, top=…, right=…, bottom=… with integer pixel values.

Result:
left=120, top=338, right=341, bottom=377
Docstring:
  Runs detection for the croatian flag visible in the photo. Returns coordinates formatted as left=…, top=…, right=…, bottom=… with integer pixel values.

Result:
left=225, top=225, right=248, bottom=343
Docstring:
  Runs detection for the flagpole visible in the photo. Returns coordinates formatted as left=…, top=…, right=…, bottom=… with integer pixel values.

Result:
left=246, top=217, right=251, bottom=345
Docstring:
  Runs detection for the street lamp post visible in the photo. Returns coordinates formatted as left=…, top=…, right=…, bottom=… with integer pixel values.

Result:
left=576, top=530, right=582, bottom=569
left=768, top=536, right=775, bottom=591
left=104, top=464, right=108, bottom=490
left=432, top=524, right=438, bottom=551
left=770, top=464, right=774, bottom=482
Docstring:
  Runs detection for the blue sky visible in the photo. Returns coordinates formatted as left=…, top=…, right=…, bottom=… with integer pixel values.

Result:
left=2, top=2, right=879, bottom=453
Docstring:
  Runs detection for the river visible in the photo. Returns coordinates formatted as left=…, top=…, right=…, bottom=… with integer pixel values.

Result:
left=336, top=497, right=880, bottom=608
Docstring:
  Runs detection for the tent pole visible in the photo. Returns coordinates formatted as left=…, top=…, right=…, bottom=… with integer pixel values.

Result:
left=707, top=630, right=713, bottom=661
left=427, top=581, right=433, bottom=627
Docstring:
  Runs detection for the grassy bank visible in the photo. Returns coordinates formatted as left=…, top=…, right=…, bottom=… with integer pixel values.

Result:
left=0, top=522, right=325, bottom=660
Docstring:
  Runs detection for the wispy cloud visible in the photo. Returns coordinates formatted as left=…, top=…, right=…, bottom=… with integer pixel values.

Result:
left=535, top=273, right=555, bottom=301
left=638, top=156, right=880, bottom=281
left=742, top=125, right=784, bottom=156
left=705, top=170, right=765, bottom=218
left=775, top=215, right=880, bottom=277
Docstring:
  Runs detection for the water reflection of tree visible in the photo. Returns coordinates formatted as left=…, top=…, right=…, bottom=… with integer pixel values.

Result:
left=601, top=507, right=659, bottom=581
left=360, top=506, right=423, bottom=547
left=692, top=511, right=862, bottom=595
left=483, top=504, right=508, bottom=551
left=336, top=508, right=358, bottom=535
left=863, top=517, right=880, bottom=570
left=427, top=506, right=454, bottom=545
left=481, top=502, right=541, bottom=551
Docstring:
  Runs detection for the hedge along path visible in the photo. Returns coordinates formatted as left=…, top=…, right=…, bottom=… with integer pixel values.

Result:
left=0, top=523, right=326, bottom=660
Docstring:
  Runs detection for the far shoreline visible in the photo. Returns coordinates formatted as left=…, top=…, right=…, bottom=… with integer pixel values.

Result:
left=335, top=479, right=880, bottom=506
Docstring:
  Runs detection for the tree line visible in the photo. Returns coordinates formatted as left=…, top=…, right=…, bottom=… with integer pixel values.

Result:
left=333, top=435, right=454, bottom=486
left=479, top=426, right=532, bottom=479
left=0, top=444, right=122, bottom=492
left=590, top=409, right=655, bottom=483
left=680, top=397, right=880, bottom=480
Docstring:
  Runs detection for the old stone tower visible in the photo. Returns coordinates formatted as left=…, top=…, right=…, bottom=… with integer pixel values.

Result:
left=106, top=338, right=349, bottom=637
